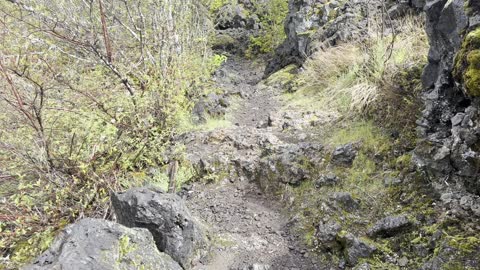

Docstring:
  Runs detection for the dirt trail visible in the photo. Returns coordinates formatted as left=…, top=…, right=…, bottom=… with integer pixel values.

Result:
left=184, top=58, right=319, bottom=270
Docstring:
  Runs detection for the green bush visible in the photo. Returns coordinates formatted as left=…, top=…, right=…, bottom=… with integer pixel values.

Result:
left=0, top=0, right=216, bottom=267
left=247, top=0, right=289, bottom=56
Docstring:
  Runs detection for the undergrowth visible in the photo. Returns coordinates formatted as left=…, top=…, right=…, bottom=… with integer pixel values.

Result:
left=0, top=1, right=219, bottom=268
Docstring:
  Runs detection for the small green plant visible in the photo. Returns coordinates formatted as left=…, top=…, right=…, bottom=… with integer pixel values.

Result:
left=118, top=235, right=137, bottom=260
left=207, top=54, right=228, bottom=74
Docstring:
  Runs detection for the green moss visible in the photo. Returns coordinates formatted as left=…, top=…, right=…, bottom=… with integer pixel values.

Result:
left=464, top=50, right=480, bottom=95
left=118, top=235, right=137, bottom=260
left=298, top=29, right=318, bottom=37
left=210, top=34, right=236, bottom=49
left=454, top=27, right=480, bottom=96
left=326, top=120, right=391, bottom=154
left=11, top=228, right=55, bottom=264
left=447, top=235, right=480, bottom=254
left=208, top=0, right=234, bottom=12
left=212, top=235, right=236, bottom=247
left=264, top=64, right=298, bottom=91
left=328, top=9, right=339, bottom=21
left=394, top=153, right=412, bottom=170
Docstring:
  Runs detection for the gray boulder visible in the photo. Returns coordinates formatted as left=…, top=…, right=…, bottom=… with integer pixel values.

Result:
left=331, top=143, right=357, bottom=166
left=330, top=192, right=360, bottom=212
left=315, top=173, right=339, bottom=188
left=24, top=218, right=181, bottom=270
left=256, top=142, right=323, bottom=186
left=192, top=93, right=229, bottom=123
left=388, top=2, right=410, bottom=19
left=337, top=232, right=376, bottom=266
left=111, top=187, right=207, bottom=269
left=315, top=221, right=342, bottom=251
left=214, top=4, right=250, bottom=30
left=367, top=215, right=413, bottom=238
left=344, top=237, right=376, bottom=266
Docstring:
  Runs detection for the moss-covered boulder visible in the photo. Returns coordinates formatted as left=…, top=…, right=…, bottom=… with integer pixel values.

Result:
left=454, top=27, right=480, bottom=96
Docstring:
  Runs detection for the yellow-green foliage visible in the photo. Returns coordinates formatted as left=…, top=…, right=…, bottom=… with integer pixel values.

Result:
left=326, top=121, right=391, bottom=154
left=448, top=235, right=480, bottom=253
left=247, top=0, right=289, bottom=55
left=206, top=0, right=235, bottom=12
left=210, top=33, right=237, bottom=49
left=118, top=235, right=137, bottom=260
left=9, top=227, right=55, bottom=264
left=0, top=0, right=216, bottom=267
left=454, top=27, right=480, bottom=96
left=264, top=64, right=298, bottom=89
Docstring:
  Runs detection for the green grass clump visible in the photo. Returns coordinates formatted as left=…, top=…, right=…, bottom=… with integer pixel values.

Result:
left=326, top=121, right=391, bottom=154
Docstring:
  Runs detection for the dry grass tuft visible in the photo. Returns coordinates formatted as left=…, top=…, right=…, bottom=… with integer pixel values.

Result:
left=290, top=15, right=428, bottom=115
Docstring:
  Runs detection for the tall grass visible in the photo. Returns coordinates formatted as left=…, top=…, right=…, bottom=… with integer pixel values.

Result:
left=290, top=15, right=428, bottom=114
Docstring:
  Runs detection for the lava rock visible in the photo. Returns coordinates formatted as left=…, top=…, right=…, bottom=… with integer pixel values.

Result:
left=415, top=0, right=480, bottom=209
left=331, top=143, right=357, bottom=166
left=315, top=221, right=342, bottom=251
left=265, top=0, right=374, bottom=75
left=330, top=192, right=360, bottom=212
left=345, top=238, right=376, bottom=266
left=367, top=215, right=413, bottom=238
left=336, top=232, right=376, bottom=266
left=24, top=218, right=182, bottom=270
left=111, top=187, right=207, bottom=269
left=315, top=173, right=339, bottom=188
left=214, top=4, right=249, bottom=30
left=388, top=3, right=410, bottom=19
left=257, top=142, right=323, bottom=186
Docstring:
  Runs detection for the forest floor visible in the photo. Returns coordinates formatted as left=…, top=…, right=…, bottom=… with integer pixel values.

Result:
left=183, top=57, right=320, bottom=270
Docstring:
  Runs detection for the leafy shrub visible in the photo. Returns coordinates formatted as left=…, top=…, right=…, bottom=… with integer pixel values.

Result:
left=247, top=0, right=289, bottom=56
left=0, top=0, right=216, bottom=267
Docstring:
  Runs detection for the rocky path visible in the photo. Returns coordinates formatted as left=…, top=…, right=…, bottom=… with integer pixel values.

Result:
left=184, top=58, right=318, bottom=270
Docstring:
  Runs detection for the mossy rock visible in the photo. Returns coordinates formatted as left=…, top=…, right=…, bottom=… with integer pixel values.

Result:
left=210, top=34, right=237, bottom=51
left=454, top=27, right=480, bottom=97
left=264, top=64, right=299, bottom=92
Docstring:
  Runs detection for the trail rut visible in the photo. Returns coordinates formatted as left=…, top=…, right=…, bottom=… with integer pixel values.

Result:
left=184, top=58, right=319, bottom=270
